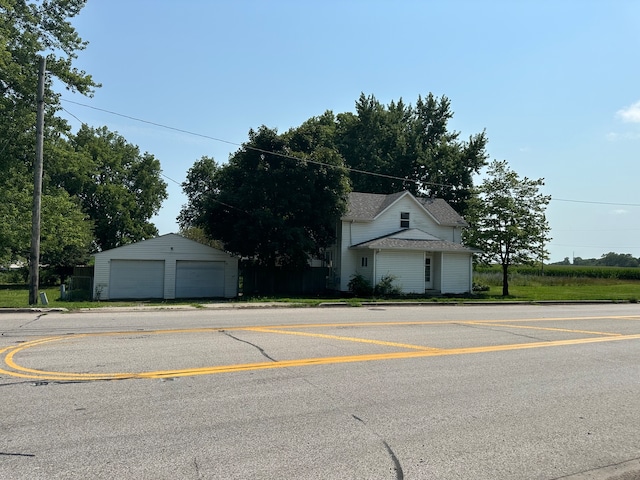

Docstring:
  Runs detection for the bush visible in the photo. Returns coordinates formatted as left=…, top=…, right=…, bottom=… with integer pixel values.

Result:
left=374, top=274, right=402, bottom=297
left=472, top=282, right=490, bottom=292
left=347, top=273, right=373, bottom=297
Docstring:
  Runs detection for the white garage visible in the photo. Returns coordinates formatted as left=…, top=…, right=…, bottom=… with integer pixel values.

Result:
left=93, top=234, right=238, bottom=300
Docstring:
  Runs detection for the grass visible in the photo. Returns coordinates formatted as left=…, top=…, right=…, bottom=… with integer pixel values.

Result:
left=472, top=272, right=640, bottom=302
left=2, top=274, right=640, bottom=309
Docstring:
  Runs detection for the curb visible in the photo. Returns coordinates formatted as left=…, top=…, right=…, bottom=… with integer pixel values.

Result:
left=0, top=299, right=633, bottom=314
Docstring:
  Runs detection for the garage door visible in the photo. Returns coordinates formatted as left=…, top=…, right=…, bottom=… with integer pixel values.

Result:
left=175, top=261, right=225, bottom=298
left=109, top=260, right=165, bottom=299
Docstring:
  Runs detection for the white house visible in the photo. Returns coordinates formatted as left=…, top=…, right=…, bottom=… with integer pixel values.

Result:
left=329, top=191, right=477, bottom=295
left=93, top=233, right=238, bottom=300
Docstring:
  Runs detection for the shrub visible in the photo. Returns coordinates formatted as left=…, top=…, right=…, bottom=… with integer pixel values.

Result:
left=374, top=274, right=402, bottom=297
left=348, top=273, right=373, bottom=297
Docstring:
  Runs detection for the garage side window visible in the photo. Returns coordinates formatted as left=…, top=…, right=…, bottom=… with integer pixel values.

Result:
left=361, top=257, right=368, bottom=267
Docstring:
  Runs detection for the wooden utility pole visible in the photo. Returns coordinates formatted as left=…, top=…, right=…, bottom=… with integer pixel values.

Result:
left=28, top=56, right=46, bottom=305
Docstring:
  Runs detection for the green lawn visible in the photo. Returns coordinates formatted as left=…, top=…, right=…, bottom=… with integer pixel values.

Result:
left=481, top=283, right=640, bottom=301
left=1, top=278, right=640, bottom=309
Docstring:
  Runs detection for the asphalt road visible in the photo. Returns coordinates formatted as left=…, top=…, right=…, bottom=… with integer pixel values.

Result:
left=1, top=304, right=640, bottom=479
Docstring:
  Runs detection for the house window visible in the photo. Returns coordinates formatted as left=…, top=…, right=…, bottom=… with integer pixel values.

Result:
left=400, top=212, right=410, bottom=228
left=425, top=257, right=431, bottom=282
left=361, top=257, right=368, bottom=267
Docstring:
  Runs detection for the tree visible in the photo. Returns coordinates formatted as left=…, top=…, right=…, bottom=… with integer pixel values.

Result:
left=179, top=126, right=350, bottom=269
left=336, top=94, right=414, bottom=194
left=52, top=125, right=168, bottom=250
left=464, top=160, right=551, bottom=296
left=411, top=94, right=489, bottom=214
left=332, top=93, right=488, bottom=215
left=1, top=0, right=98, bottom=269
left=0, top=174, right=92, bottom=271
left=598, top=252, right=639, bottom=267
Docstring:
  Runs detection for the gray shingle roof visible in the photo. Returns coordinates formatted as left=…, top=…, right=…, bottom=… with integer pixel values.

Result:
left=344, top=191, right=467, bottom=227
left=351, top=230, right=478, bottom=253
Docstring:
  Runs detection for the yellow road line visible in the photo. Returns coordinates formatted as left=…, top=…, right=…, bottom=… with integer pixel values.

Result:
left=3, top=331, right=640, bottom=382
left=462, top=321, right=622, bottom=336
left=246, top=327, right=443, bottom=352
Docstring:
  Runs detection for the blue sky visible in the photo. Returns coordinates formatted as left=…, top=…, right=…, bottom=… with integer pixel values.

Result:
left=59, top=0, right=640, bottom=263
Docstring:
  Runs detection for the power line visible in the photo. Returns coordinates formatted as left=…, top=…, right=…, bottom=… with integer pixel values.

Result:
left=60, top=98, right=451, bottom=189
left=61, top=98, right=640, bottom=208
left=552, top=198, right=640, bottom=207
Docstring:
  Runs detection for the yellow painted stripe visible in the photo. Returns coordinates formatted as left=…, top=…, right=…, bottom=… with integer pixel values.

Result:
left=246, top=327, right=443, bottom=352
left=3, top=332, right=640, bottom=382
left=462, top=321, right=622, bottom=337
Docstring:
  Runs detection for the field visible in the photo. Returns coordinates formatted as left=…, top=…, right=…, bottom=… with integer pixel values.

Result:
left=1, top=265, right=640, bottom=309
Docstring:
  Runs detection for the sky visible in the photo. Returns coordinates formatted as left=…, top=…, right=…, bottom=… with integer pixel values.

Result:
left=58, top=0, right=640, bottom=263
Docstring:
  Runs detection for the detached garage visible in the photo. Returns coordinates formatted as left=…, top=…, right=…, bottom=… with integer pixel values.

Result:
left=93, top=234, right=238, bottom=300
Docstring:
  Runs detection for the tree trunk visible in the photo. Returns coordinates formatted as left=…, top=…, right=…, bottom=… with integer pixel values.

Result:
left=502, top=263, right=509, bottom=296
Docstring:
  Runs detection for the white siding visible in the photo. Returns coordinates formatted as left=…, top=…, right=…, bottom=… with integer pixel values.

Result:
left=93, top=234, right=238, bottom=300
left=441, top=253, right=472, bottom=294
left=376, top=251, right=425, bottom=294
left=345, top=197, right=458, bottom=247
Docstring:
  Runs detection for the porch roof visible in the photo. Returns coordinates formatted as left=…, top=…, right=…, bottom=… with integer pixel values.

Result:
left=350, top=229, right=478, bottom=253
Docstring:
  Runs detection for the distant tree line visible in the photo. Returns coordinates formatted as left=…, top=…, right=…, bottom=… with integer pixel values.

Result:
left=553, top=253, right=640, bottom=268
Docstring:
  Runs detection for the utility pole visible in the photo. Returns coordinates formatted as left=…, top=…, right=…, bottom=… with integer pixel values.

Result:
left=28, top=56, right=46, bottom=305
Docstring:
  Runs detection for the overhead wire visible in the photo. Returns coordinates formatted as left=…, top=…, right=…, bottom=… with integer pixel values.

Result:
left=60, top=98, right=453, bottom=189
left=61, top=98, right=640, bottom=208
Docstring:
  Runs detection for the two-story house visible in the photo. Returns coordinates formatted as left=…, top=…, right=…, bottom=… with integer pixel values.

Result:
left=328, top=191, right=476, bottom=295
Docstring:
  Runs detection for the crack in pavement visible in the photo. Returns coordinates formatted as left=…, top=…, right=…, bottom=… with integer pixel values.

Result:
left=0, top=452, right=35, bottom=457
left=193, top=456, right=203, bottom=479
left=221, top=331, right=278, bottom=362
left=19, top=313, right=48, bottom=329
left=456, top=322, right=546, bottom=342
left=352, top=414, right=404, bottom=480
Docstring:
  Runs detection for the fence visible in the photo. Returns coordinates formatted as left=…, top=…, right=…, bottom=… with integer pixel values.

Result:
left=241, top=266, right=329, bottom=296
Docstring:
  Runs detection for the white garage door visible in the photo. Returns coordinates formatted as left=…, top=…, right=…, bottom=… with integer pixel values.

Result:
left=109, top=260, right=165, bottom=299
left=175, top=261, right=225, bottom=298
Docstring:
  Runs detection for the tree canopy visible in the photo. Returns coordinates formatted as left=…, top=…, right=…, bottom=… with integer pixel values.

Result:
left=1, top=0, right=98, bottom=269
left=179, top=92, right=489, bottom=270
left=179, top=126, right=350, bottom=269
left=1, top=1, right=168, bottom=271
left=464, top=160, right=552, bottom=296
left=335, top=93, right=488, bottom=214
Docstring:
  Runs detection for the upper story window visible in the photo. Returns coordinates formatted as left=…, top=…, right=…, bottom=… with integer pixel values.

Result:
left=400, top=212, right=410, bottom=228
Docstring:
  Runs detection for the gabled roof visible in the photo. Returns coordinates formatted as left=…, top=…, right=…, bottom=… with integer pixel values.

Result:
left=343, top=191, right=467, bottom=227
left=350, top=229, right=478, bottom=253
left=93, top=233, right=228, bottom=257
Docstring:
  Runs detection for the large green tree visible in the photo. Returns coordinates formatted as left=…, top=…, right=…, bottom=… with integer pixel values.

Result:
left=0, top=0, right=98, bottom=268
left=52, top=125, right=168, bottom=251
left=334, top=93, right=488, bottom=215
left=464, top=160, right=552, bottom=296
left=179, top=126, right=350, bottom=269
left=0, top=172, right=93, bottom=270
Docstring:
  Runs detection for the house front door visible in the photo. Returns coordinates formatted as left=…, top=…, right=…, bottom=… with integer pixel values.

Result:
left=424, top=255, right=432, bottom=291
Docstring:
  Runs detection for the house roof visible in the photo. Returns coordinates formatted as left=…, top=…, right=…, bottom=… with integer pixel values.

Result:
left=344, top=191, right=468, bottom=227
left=350, top=229, right=478, bottom=253
left=93, top=233, right=230, bottom=257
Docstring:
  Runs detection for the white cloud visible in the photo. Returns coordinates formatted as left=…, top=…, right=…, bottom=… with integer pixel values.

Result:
left=617, top=100, right=640, bottom=123
left=611, top=209, right=628, bottom=215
